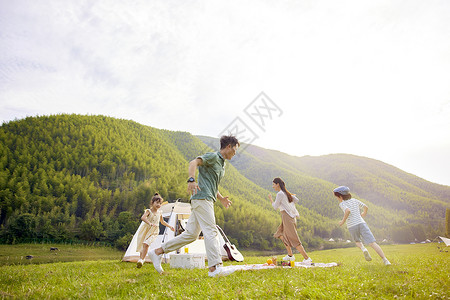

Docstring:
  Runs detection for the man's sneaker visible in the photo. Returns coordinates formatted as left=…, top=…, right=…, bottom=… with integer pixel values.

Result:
left=136, top=259, right=144, bottom=268
left=208, top=266, right=236, bottom=277
left=302, top=257, right=312, bottom=264
left=363, top=250, right=372, bottom=261
left=383, top=258, right=391, bottom=266
left=148, top=249, right=164, bottom=274
left=283, top=255, right=295, bottom=261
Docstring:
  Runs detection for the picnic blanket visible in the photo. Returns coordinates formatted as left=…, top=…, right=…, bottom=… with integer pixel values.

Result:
left=221, top=261, right=339, bottom=272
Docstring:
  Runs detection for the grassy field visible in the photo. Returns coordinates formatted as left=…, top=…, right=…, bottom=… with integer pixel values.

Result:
left=0, top=243, right=448, bottom=299
left=0, top=243, right=123, bottom=266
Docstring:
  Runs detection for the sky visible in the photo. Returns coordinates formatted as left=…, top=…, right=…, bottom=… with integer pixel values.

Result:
left=1, top=0, right=449, bottom=186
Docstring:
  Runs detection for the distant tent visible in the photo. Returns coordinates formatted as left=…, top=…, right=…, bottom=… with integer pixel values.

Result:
left=438, top=236, right=450, bottom=247
left=328, top=238, right=335, bottom=242
left=122, top=201, right=228, bottom=263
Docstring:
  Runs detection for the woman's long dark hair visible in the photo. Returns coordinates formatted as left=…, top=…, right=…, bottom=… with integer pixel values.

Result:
left=273, top=177, right=293, bottom=203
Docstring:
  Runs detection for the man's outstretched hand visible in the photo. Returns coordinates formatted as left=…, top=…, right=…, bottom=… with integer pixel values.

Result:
left=220, top=196, right=232, bottom=208
left=188, top=182, right=201, bottom=195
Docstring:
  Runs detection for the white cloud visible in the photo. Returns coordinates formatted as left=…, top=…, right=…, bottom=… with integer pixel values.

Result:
left=0, top=0, right=449, bottom=185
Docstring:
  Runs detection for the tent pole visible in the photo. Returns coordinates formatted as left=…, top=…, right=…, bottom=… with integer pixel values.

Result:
left=161, top=200, right=177, bottom=263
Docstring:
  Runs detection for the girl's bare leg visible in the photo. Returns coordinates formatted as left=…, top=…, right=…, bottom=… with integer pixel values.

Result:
left=355, top=241, right=364, bottom=250
left=368, top=242, right=387, bottom=259
left=140, top=243, right=149, bottom=260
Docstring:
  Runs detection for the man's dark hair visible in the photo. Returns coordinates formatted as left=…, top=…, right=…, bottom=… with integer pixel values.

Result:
left=220, top=135, right=240, bottom=150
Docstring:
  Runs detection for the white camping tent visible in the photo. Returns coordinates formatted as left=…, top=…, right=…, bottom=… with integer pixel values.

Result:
left=122, top=201, right=228, bottom=262
left=438, top=236, right=450, bottom=246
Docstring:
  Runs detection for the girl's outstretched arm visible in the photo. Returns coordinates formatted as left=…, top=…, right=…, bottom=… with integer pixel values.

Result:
left=160, top=215, right=175, bottom=231
left=361, top=206, right=368, bottom=217
left=141, top=210, right=156, bottom=227
left=339, top=208, right=350, bottom=226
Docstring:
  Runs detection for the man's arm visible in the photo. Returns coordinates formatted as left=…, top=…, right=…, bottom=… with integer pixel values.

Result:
left=187, top=158, right=202, bottom=195
left=217, top=191, right=231, bottom=208
left=188, top=158, right=202, bottom=178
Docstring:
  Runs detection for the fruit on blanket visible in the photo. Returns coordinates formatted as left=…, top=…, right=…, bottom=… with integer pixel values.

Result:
left=267, top=258, right=273, bottom=265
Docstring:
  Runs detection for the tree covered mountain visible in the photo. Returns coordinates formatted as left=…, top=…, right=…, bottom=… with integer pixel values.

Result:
left=0, top=115, right=447, bottom=249
left=198, top=136, right=449, bottom=243
left=0, top=115, right=304, bottom=249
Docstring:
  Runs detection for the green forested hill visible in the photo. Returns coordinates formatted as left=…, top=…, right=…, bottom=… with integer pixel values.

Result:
left=230, top=144, right=449, bottom=221
left=0, top=115, right=325, bottom=250
left=0, top=115, right=447, bottom=249
left=198, top=136, right=449, bottom=242
left=0, top=115, right=190, bottom=247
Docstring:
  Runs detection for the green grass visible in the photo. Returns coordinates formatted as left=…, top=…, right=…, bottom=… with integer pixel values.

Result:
left=0, top=244, right=448, bottom=299
left=0, top=243, right=123, bottom=266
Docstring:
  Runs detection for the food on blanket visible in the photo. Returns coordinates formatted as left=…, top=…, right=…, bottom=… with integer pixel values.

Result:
left=267, top=258, right=273, bottom=265
left=271, top=257, right=277, bottom=265
left=277, top=261, right=291, bottom=266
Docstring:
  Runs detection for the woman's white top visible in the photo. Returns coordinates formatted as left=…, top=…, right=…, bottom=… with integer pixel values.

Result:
left=272, top=190, right=300, bottom=218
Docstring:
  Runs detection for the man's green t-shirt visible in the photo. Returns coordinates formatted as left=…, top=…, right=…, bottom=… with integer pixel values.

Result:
left=191, top=151, right=225, bottom=202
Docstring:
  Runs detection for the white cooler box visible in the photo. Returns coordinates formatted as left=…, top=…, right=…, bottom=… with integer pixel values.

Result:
left=170, top=253, right=205, bottom=269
